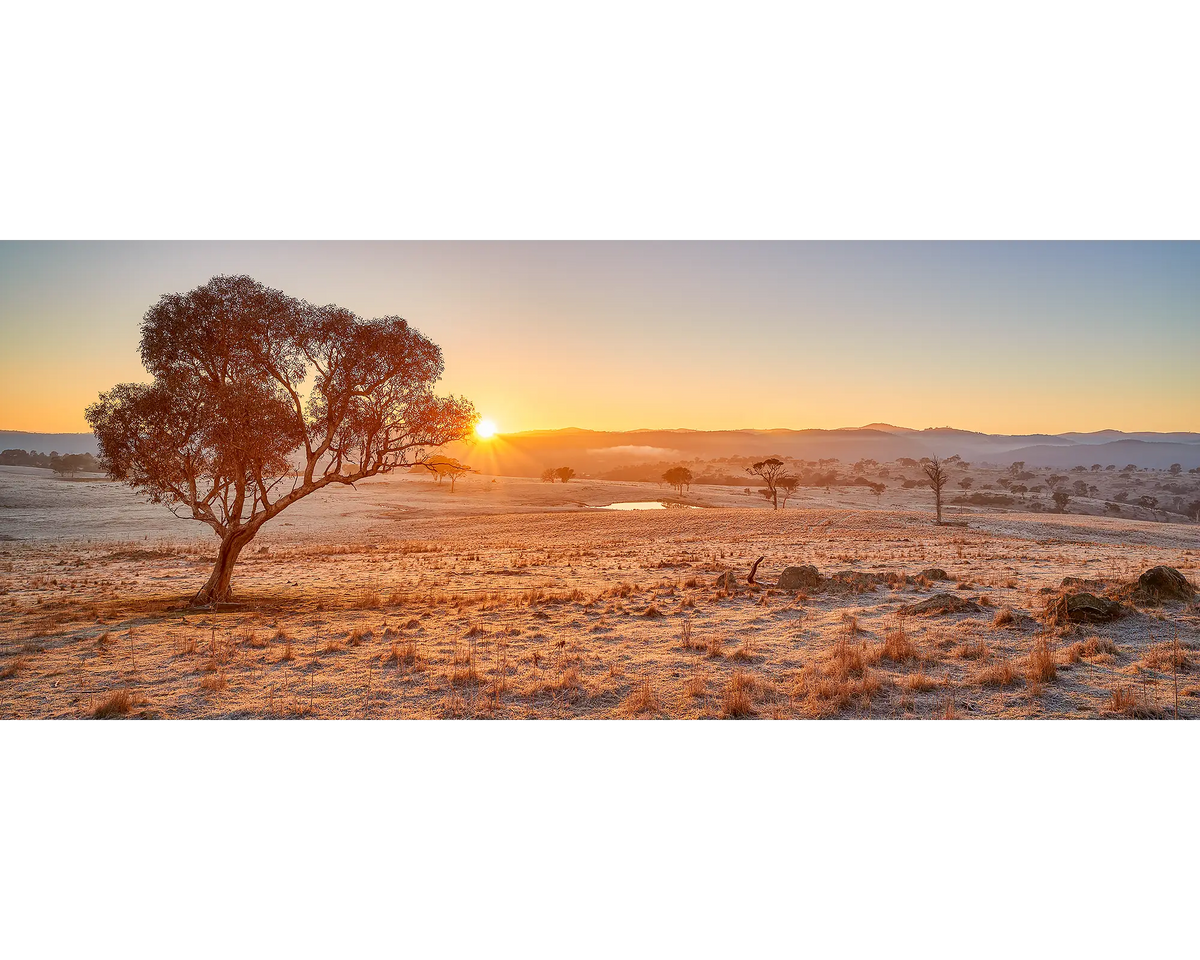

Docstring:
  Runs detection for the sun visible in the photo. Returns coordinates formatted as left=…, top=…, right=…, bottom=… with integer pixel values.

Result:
left=475, top=418, right=497, bottom=439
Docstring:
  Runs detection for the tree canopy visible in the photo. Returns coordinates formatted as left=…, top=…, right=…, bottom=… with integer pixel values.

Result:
left=662, top=466, right=693, bottom=495
left=87, top=275, right=476, bottom=605
left=747, top=458, right=793, bottom=510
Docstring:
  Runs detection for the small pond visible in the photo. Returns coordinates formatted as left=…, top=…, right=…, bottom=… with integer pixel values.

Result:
left=598, top=501, right=700, bottom=511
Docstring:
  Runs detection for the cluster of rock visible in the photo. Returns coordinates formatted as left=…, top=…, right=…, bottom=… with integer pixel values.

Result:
left=710, top=560, right=1195, bottom=625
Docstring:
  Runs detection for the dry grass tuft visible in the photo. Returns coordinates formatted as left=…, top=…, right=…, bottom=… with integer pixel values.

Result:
left=839, top=611, right=863, bottom=635
left=347, top=627, right=371, bottom=647
left=680, top=617, right=704, bottom=651
left=280, top=640, right=295, bottom=662
left=1061, top=636, right=1120, bottom=664
left=355, top=589, right=382, bottom=610
left=1107, top=684, right=1164, bottom=719
left=384, top=639, right=421, bottom=669
left=92, top=688, right=134, bottom=719
left=729, top=637, right=759, bottom=662
left=1027, top=638, right=1057, bottom=684
left=621, top=680, right=658, bottom=717
left=905, top=666, right=941, bottom=692
left=684, top=673, right=706, bottom=698
left=992, top=607, right=1015, bottom=628
left=956, top=640, right=990, bottom=661
left=877, top=621, right=917, bottom=663
left=975, top=659, right=1018, bottom=687
left=0, top=657, right=27, bottom=680
left=705, top=635, right=725, bottom=659
left=720, top=670, right=756, bottom=718
left=200, top=670, right=228, bottom=692
left=1142, top=642, right=1191, bottom=673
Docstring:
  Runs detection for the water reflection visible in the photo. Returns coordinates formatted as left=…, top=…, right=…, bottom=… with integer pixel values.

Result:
left=598, top=501, right=699, bottom=511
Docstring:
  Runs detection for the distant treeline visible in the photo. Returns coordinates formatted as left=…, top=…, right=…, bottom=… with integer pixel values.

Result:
left=1, top=449, right=104, bottom=474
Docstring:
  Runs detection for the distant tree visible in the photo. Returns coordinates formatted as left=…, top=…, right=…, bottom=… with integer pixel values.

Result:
left=662, top=466, right=694, bottom=496
left=421, top=457, right=474, bottom=492
left=1011, top=484, right=1028, bottom=498
left=810, top=469, right=838, bottom=492
left=1088, top=484, right=1098, bottom=497
left=1105, top=465, right=1116, bottom=471
left=923, top=455, right=949, bottom=524
left=1009, top=461, right=1025, bottom=479
left=1048, top=474, right=1066, bottom=489
left=1190, top=467, right=1200, bottom=475
left=747, top=458, right=789, bottom=510
left=540, top=468, right=556, bottom=483
left=1071, top=465, right=1087, bottom=473
left=1187, top=500, right=1200, bottom=522
left=778, top=475, right=800, bottom=508
left=1072, top=479, right=1089, bottom=497
left=1169, top=463, right=1182, bottom=476
left=1124, top=464, right=1138, bottom=472
left=1053, top=490, right=1071, bottom=513
left=554, top=466, right=576, bottom=483
left=86, top=275, right=476, bottom=606
left=1137, top=495, right=1160, bottom=520
left=419, top=455, right=456, bottom=484
left=958, top=477, right=974, bottom=490
left=1090, top=464, right=1102, bottom=472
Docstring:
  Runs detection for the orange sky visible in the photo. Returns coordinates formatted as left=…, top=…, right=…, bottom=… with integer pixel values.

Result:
left=1, top=241, right=1197, bottom=435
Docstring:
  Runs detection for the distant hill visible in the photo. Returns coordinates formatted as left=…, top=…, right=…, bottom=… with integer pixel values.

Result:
left=443, top=425, right=1200, bottom=476
left=4, top=425, right=1198, bottom=476
left=0, top=431, right=99, bottom=456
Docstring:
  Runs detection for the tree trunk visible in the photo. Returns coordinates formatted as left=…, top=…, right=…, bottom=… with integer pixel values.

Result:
left=192, top=530, right=254, bottom=606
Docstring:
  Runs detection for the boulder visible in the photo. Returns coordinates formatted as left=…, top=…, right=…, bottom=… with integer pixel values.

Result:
left=1050, top=592, right=1125, bottom=623
left=1135, top=566, right=1195, bottom=602
left=714, top=570, right=740, bottom=591
left=898, top=593, right=982, bottom=616
left=919, top=568, right=949, bottom=581
left=778, top=565, right=822, bottom=592
left=827, top=570, right=884, bottom=593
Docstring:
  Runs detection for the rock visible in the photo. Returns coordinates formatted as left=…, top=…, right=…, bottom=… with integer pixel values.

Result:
left=714, top=570, right=741, bottom=591
left=778, top=565, right=821, bottom=591
left=1135, top=566, right=1195, bottom=602
left=919, top=568, right=949, bottom=581
left=827, top=570, right=883, bottom=593
left=898, top=593, right=982, bottom=616
left=1049, top=592, right=1125, bottom=623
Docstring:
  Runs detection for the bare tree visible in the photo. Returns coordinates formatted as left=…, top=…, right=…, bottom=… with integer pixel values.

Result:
left=778, top=475, right=800, bottom=508
left=747, top=458, right=789, bottom=509
left=86, top=275, right=476, bottom=606
left=554, top=466, right=576, bottom=483
left=540, top=468, right=556, bottom=483
left=923, top=455, right=949, bottom=524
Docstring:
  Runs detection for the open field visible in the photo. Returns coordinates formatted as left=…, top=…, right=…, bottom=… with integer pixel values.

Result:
left=1, top=469, right=1197, bottom=719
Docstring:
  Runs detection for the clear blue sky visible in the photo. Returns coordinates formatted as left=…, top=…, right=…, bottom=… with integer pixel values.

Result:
left=1, top=241, right=1197, bottom=433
